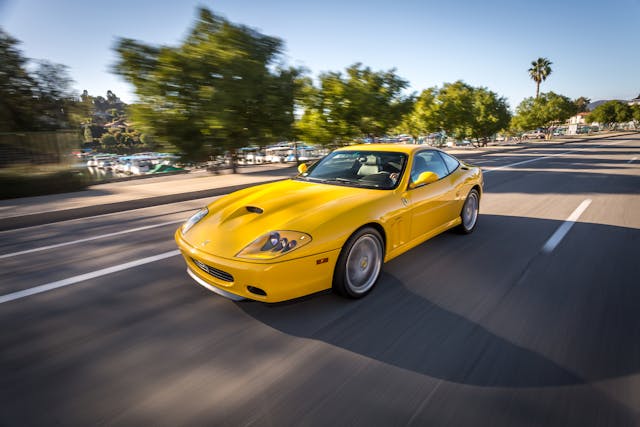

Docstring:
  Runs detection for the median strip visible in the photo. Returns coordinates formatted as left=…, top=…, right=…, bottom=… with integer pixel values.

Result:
left=0, top=250, right=181, bottom=304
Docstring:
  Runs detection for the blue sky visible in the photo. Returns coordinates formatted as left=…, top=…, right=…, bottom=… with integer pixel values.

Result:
left=1, top=0, right=638, bottom=110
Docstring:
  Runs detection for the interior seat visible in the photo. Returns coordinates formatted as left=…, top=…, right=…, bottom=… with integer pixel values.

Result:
left=357, top=155, right=381, bottom=176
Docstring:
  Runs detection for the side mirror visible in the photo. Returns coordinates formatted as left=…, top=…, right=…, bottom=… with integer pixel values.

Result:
left=409, top=171, right=439, bottom=189
left=297, top=163, right=308, bottom=174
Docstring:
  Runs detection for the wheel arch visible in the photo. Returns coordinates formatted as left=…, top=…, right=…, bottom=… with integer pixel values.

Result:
left=471, top=184, right=482, bottom=198
left=351, top=222, right=387, bottom=258
left=332, top=222, right=386, bottom=298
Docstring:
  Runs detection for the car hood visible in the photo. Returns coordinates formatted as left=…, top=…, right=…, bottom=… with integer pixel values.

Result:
left=182, top=179, right=384, bottom=259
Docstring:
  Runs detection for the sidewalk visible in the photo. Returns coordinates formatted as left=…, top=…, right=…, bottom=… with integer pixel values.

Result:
left=0, top=131, right=633, bottom=231
left=0, top=163, right=298, bottom=231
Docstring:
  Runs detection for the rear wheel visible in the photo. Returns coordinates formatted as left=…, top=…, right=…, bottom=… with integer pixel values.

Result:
left=333, top=227, right=383, bottom=298
left=456, top=189, right=480, bottom=234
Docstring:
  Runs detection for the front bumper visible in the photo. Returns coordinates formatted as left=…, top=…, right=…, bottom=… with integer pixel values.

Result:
left=175, top=229, right=340, bottom=302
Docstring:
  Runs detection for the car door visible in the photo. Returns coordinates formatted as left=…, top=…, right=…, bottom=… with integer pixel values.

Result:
left=405, top=150, right=458, bottom=241
left=437, top=151, right=469, bottom=221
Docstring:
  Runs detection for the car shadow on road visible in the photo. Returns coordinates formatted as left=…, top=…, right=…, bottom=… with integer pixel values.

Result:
left=237, top=214, right=640, bottom=390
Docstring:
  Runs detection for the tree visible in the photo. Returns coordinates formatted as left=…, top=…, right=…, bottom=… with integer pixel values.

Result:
left=0, top=28, right=37, bottom=131
left=396, top=87, right=439, bottom=139
left=436, top=81, right=511, bottom=144
left=631, top=105, right=640, bottom=128
left=297, top=71, right=357, bottom=146
left=528, top=57, right=553, bottom=98
left=586, top=100, right=632, bottom=129
left=297, top=64, right=414, bottom=145
left=114, top=8, right=302, bottom=165
left=342, top=63, right=414, bottom=138
left=437, top=81, right=476, bottom=140
left=574, top=96, right=591, bottom=113
left=396, top=81, right=510, bottom=146
left=468, top=86, right=511, bottom=143
left=0, top=28, right=80, bottom=131
left=31, top=60, right=76, bottom=130
left=100, top=133, right=117, bottom=148
left=512, top=92, right=577, bottom=131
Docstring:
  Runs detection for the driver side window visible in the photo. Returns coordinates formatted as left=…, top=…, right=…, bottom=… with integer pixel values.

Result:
left=411, top=151, right=449, bottom=183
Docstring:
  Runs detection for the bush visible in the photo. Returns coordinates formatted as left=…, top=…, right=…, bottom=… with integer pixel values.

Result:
left=0, top=168, right=88, bottom=199
left=101, top=133, right=117, bottom=147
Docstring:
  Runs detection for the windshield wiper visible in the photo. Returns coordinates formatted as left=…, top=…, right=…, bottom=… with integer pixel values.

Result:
left=323, top=177, right=360, bottom=185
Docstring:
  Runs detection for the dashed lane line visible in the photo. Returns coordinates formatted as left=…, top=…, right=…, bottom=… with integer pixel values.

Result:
left=0, top=219, right=184, bottom=260
left=541, top=199, right=592, bottom=254
left=0, top=250, right=181, bottom=304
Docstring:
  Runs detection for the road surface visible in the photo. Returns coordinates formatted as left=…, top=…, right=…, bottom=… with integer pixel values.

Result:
left=1, top=134, right=639, bottom=426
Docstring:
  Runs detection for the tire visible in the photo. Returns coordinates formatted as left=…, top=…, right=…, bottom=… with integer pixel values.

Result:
left=456, top=189, right=480, bottom=234
left=333, top=227, right=384, bottom=298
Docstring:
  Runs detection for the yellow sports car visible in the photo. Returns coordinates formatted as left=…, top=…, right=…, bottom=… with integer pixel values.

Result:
left=175, top=144, right=483, bottom=302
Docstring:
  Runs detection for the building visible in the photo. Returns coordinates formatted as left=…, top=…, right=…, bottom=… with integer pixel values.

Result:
left=567, top=112, right=590, bottom=135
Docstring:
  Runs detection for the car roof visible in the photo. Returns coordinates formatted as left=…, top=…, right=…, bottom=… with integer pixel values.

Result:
left=336, top=144, right=441, bottom=155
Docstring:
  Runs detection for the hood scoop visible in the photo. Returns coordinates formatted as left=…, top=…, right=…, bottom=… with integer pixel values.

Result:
left=245, top=206, right=263, bottom=214
left=220, top=205, right=264, bottom=225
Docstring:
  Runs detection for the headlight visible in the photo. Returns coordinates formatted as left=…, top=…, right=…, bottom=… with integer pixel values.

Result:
left=236, top=231, right=312, bottom=260
left=181, top=207, right=208, bottom=234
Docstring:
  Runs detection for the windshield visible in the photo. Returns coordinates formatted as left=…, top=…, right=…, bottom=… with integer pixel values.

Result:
left=297, top=150, right=407, bottom=189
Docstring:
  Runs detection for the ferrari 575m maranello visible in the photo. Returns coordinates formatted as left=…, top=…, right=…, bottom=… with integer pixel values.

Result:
left=175, top=144, right=483, bottom=302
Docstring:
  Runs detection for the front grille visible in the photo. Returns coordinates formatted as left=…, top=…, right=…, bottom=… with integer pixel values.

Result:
left=191, top=258, right=234, bottom=282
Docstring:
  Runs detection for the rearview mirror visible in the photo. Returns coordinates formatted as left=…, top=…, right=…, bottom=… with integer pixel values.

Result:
left=409, top=171, right=439, bottom=189
left=297, top=163, right=308, bottom=174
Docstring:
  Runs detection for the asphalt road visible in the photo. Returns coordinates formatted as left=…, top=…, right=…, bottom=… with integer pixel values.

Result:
left=1, top=135, right=639, bottom=426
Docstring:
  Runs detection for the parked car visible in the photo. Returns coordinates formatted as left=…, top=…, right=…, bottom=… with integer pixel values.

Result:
left=522, top=130, right=546, bottom=139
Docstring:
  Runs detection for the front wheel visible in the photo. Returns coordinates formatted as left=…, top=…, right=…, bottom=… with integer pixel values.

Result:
left=456, top=189, right=480, bottom=234
left=333, top=227, right=384, bottom=298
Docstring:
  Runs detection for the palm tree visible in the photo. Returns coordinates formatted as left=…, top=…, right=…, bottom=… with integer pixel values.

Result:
left=528, top=57, right=553, bottom=98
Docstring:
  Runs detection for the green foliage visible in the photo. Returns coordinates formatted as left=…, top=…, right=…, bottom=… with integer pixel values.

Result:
left=0, top=28, right=79, bottom=132
left=469, top=86, right=512, bottom=140
left=396, top=87, right=439, bottom=138
left=528, top=57, right=553, bottom=98
left=343, top=63, right=414, bottom=137
left=0, top=28, right=38, bottom=131
left=437, top=81, right=476, bottom=140
left=512, top=92, right=577, bottom=131
left=586, top=101, right=632, bottom=128
left=632, top=105, right=640, bottom=123
left=114, top=8, right=302, bottom=161
left=297, top=63, right=414, bottom=145
left=397, top=81, right=510, bottom=143
left=574, top=96, right=591, bottom=113
left=100, top=133, right=117, bottom=147
left=297, top=72, right=355, bottom=146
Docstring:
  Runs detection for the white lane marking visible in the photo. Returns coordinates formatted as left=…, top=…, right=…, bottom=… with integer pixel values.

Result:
left=629, top=157, right=637, bottom=164
left=541, top=199, right=592, bottom=254
left=482, top=138, right=633, bottom=174
left=0, top=219, right=185, bottom=260
left=483, top=154, right=560, bottom=174
left=0, top=250, right=181, bottom=304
